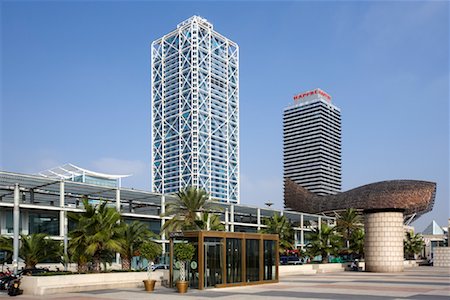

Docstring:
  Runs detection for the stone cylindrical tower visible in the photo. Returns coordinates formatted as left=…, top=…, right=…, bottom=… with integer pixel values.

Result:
left=364, top=210, right=404, bottom=272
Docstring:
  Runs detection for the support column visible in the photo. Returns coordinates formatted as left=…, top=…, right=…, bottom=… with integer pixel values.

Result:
left=116, top=188, right=121, bottom=212
left=224, top=208, right=229, bottom=232
left=13, top=184, right=20, bottom=275
left=116, top=188, right=121, bottom=264
left=364, top=210, right=404, bottom=272
left=59, top=180, right=68, bottom=271
left=230, top=205, right=234, bottom=232
left=63, top=211, right=68, bottom=271
left=294, top=230, right=298, bottom=248
left=161, top=195, right=166, bottom=254
left=257, top=208, right=261, bottom=231
left=59, top=180, right=65, bottom=238
left=300, top=214, right=304, bottom=250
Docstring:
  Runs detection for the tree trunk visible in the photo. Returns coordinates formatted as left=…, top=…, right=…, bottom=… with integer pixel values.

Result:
left=78, top=262, right=88, bottom=273
left=121, top=256, right=131, bottom=270
left=347, top=229, right=350, bottom=249
left=180, top=260, right=186, bottom=281
left=93, top=253, right=101, bottom=273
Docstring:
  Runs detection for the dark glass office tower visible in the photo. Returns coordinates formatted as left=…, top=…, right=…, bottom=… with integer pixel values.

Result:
left=283, top=88, right=342, bottom=196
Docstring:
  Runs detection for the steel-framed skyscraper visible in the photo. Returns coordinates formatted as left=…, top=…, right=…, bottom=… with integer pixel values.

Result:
left=151, top=16, right=239, bottom=203
left=283, top=88, right=341, bottom=196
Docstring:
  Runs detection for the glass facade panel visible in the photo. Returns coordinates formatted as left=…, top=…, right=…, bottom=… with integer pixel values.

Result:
left=29, top=211, right=59, bottom=236
left=234, top=225, right=257, bottom=233
left=284, top=213, right=301, bottom=228
left=264, top=240, right=276, bottom=280
left=246, top=239, right=259, bottom=282
left=204, top=237, right=223, bottom=287
left=123, top=218, right=161, bottom=234
left=169, top=232, right=279, bottom=289
left=226, top=238, right=241, bottom=283
left=5, top=210, right=14, bottom=233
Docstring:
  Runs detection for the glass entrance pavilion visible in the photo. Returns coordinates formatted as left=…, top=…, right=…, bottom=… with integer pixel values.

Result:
left=169, top=231, right=279, bottom=289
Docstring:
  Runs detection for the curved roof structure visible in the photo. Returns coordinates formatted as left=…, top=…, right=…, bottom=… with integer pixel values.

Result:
left=284, top=178, right=436, bottom=222
left=37, top=163, right=130, bottom=180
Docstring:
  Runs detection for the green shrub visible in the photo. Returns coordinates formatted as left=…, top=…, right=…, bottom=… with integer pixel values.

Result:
left=34, top=271, right=74, bottom=276
left=139, top=241, right=162, bottom=263
left=174, top=243, right=195, bottom=261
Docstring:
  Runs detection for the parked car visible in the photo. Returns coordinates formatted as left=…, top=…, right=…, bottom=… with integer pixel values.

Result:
left=18, top=268, right=49, bottom=276
left=280, top=256, right=303, bottom=265
left=151, top=264, right=169, bottom=271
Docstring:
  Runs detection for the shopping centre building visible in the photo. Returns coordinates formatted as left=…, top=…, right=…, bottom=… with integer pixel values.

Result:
left=0, top=168, right=334, bottom=261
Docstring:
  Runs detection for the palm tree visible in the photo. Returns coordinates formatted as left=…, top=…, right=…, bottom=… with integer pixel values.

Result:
left=349, top=228, right=364, bottom=258
left=336, top=208, right=362, bottom=249
left=69, top=198, right=124, bottom=272
left=19, top=233, right=61, bottom=269
left=68, top=196, right=96, bottom=272
left=195, top=212, right=225, bottom=231
left=68, top=233, right=90, bottom=273
left=162, top=187, right=220, bottom=232
left=0, top=235, right=13, bottom=264
left=305, top=222, right=342, bottom=263
left=260, top=213, right=294, bottom=253
left=119, top=221, right=157, bottom=270
left=85, top=201, right=123, bottom=272
left=404, top=231, right=424, bottom=260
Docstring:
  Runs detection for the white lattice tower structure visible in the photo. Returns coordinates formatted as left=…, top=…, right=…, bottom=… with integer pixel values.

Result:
left=151, top=16, right=239, bottom=203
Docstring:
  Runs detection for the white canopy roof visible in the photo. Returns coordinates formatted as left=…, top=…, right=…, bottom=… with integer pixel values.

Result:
left=37, top=163, right=130, bottom=180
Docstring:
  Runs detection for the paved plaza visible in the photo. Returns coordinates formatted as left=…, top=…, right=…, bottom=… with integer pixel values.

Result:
left=1, top=267, right=449, bottom=300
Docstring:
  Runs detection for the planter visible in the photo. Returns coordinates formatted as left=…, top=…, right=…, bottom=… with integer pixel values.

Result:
left=143, top=279, right=156, bottom=292
left=176, top=280, right=189, bottom=293
left=21, top=272, right=150, bottom=296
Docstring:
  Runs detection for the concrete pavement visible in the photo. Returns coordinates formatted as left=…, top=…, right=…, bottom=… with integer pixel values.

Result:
left=1, top=266, right=449, bottom=299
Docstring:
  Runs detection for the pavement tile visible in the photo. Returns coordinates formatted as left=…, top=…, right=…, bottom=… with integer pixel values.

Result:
left=1, top=266, right=448, bottom=300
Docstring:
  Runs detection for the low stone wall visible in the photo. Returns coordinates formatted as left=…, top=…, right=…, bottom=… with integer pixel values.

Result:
left=434, top=247, right=450, bottom=267
left=404, top=260, right=419, bottom=268
left=280, top=263, right=350, bottom=275
left=279, top=264, right=316, bottom=275
left=21, top=270, right=169, bottom=296
left=312, top=263, right=345, bottom=273
left=280, top=261, right=422, bottom=276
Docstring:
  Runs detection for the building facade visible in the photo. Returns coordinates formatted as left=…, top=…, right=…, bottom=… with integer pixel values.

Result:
left=283, top=88, right=341, bottom=197
left=421, top=220, right=449, bottom=261
left=151, top=16, right=239, bottom=203
left=0, top=170, right=334, bottom=269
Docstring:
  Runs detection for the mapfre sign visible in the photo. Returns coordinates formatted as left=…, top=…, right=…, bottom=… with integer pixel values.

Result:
left=293, top=89, right=331, bottom=101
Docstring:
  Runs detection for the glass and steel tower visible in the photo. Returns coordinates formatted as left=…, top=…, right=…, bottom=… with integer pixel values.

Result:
left=283, top=88, right=341, bottom=196
left=151, top=16, right=239, bottom=203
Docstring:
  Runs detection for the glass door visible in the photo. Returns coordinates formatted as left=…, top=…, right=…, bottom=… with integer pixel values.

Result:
left=226, top=238, right=242, bottom=283
left=246, top=239, right=260, bottom=282
left=204, top=238, right=223, bottom=288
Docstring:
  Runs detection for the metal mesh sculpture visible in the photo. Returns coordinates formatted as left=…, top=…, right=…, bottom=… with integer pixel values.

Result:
left=284, top=178, right=436, bottom=222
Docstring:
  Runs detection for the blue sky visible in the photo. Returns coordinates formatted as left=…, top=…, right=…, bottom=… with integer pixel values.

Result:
left=1, top=1, right=448, bottom=231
